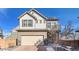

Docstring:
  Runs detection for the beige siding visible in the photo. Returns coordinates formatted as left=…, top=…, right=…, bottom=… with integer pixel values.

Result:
left=21, top=36, right=43, bottom=45
left=19, top=14, right=36, bottom=29
left=29, top=10, right=47, bottom=29
left=17, top=31, right=47, bottom=45
left=19, top=11, right=47, bottom=29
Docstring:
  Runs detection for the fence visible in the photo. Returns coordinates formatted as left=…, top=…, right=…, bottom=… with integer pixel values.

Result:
left=59, top=40, right=79, bottom=47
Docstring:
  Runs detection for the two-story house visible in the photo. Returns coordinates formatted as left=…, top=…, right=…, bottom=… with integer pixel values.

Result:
left=16, top=9, right=58, bottom=46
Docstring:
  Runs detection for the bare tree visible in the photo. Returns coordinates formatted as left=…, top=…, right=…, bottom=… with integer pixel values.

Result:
left=60, top=21, right=77, bottom=48
left=61, top=21, right=74, bottom=39
left=47, top=23, right=60, bottom=44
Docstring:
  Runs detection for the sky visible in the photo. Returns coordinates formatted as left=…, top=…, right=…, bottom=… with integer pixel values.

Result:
left=0, top=8, right=79, bottom=36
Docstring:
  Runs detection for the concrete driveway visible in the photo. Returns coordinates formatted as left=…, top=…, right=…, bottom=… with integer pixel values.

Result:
left=13, top=45, right=38, bottom=51
left=13, top=45, right=54, bottom=51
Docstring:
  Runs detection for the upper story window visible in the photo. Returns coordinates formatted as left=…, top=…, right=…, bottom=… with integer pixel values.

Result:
left=47, top=22, right=51, bottom=29
left=36, top=20, right=38, bottom=23
left=40, top=20, right=42, bottom=23
left=44, top=20, right=46, bottom=23
left=28, top=20, right=33, bottom=27
left=22, top=20, right=27, bottom=27
left=22, top=19, right=33, bottom=27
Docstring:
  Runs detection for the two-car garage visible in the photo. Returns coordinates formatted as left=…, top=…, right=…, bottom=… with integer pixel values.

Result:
left=21, top=35, right=44, bottom=45
left=17, top=30, right=48, bottom=46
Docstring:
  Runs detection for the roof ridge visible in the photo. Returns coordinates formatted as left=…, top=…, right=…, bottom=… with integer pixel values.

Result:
left=28, top=8, right=48, bottom=20
left=27, top=12, right=37, bottom=21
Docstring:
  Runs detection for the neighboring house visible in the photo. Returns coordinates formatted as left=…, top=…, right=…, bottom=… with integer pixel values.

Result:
left=0, top=28, right=3, bottom=39
left=16, top=9, right=58, bottom=46
left=0, top=28, right=4, bottom=49
left=4, top=26, right=18, bottom=48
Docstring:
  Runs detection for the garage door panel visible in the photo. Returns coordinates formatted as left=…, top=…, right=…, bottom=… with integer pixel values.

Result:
left=21, top=36, right=43, bottom=45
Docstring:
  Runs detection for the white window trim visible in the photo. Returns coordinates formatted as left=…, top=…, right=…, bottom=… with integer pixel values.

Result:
left=22, top=19, right=33, bottom=27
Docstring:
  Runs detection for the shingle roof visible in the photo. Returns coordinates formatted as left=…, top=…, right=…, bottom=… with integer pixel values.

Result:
left=46, top=18, right=58, bottom=21
left=18, top=8, right=48, bottom=20
left=28, top=9, right=48, bottom=20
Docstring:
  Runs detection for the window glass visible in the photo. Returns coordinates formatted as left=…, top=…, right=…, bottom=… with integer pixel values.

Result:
left=44, top=21, right=45, bottom=23
left=47, top=22, right=51, bottom=29
left=36, top=20, right=38, bottom=23
left=22, top=20, right=33, bottom=27
left=28, top=20, right=33, bottom=27
left=40, top=20, right=42, bottom=23
left=22, top=20, right=27, bottom=27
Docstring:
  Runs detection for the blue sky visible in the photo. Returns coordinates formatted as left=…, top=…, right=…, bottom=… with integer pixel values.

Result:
left=0, top=8, right=79, bottom=36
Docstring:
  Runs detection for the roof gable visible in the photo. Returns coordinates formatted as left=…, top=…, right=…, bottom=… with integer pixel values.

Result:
left=18, top=8, right=48, bottom=20
left=18, top=12, right=37, bottom=21
left=28, top=9, right=48, bottom=20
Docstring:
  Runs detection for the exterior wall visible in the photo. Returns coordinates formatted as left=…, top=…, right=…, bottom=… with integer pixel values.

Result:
left=29, top=10, right=47, bottom=29
left=36, top=22, right=46, bottom=29
left=29, top=10, right=46, bottom=21
left=19, top=14, right=36, bottom=29
left=17, top=31, right=47, bottom=46
left=19, top=12, right=47, bottom=29
left=46, top=21, right=58, bottom=30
